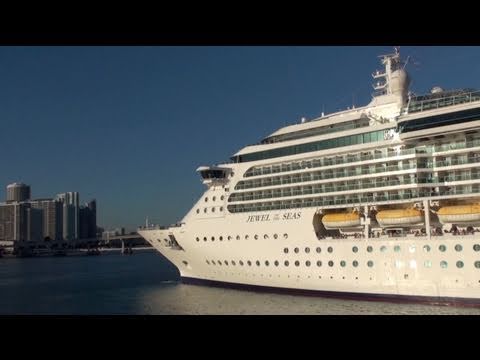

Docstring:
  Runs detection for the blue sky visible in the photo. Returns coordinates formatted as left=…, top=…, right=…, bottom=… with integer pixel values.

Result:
left=1, top=46, right=480, bottom=230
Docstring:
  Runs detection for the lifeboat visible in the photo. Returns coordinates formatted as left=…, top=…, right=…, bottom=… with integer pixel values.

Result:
left=322, top=212, right=361, bottom=229
left=376, top=208, right=423, bottom=227
left=437, top=204, right=480, bottom=224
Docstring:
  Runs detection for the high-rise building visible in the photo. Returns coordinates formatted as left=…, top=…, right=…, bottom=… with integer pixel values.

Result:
left=56, top=192, right=79, bottom=241
left=87, top=200, right=96, bottom=238
left=0, top=202, right=29, bottom=242
left=79, top=199, right=97, bottom=239
left=30, top=199, right=63, bottom=241
left=6, top=183, right=31, bottom=203
left=27, top=207, right=43, bottom=242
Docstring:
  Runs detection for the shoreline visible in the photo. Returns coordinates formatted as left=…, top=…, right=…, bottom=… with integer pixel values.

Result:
left=0, top=246, right=155, bottom=259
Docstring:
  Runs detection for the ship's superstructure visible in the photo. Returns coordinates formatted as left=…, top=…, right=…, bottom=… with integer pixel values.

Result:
left=139, top=48, right=480, bottom=305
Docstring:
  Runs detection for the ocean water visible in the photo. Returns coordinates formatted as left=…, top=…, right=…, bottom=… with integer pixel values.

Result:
left=0, top=250, right=479, bottom=315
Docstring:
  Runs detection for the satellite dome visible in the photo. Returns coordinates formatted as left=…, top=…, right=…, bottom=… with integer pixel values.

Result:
left=431, top=86, right=444, bottom=94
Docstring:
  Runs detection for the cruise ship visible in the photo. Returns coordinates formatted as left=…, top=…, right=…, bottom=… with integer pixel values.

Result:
left=139, top=48, right=480, bottom=306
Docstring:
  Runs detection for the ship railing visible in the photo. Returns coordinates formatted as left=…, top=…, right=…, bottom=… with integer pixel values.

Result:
left=405, top=89, right=480, bottom=114
left=228, top=186, right=480, bottom=213
left=230, top=177, right=445, bottom=202
left=138, top=224, right=169, bottom=230
left=243, top=148, right=423, bottom=178
left=433, top=138, right=480, bottom=153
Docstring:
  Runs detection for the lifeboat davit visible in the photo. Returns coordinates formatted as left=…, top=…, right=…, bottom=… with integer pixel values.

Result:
left=376, top=208, right=423, bottom=227
left=322, top=213, right=361, bottom=229
left=437, top=204, right=480, bottom=224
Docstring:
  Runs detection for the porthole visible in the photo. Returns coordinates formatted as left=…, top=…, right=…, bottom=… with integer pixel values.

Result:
left=440, top=261, right=448, bottom=268
left=196, top=209, right=200, bottom=214
left=475, top=261, right=480, bottom=268
left=409, top=245, right=416, bottom=253
left=245, top=235, right=249, bottom=240
left=220, top=195, right=224, bottom=200
left=424, top=260, right=432, bottom=268
left=220, top=207, right=223, bottom=212
left=423, top=245, right=431, bottom=252
left=455, top=244, right=463, bottom=252
left=204, top=208, right=207, bottom=213
left=254, top=235, right=258, bottom=240
left=474, top=244, right=480, bottom=252
left=294, top=247, right=299, bottom=253
left=228, top=236, right=232, bottom=241
left=213, top=196, right=216, bottom=201
left=394, top=245, right=401, bottom=253
left=352, top=246, right=358, bottom=253
left=284, top=260, right=289, bottom=267
left=380, top=246, right=387, bottom=253
left=327, top=247, right=333, bottom=253
left=367, top=260, right=374, bottom=267
left=212, top=260, right=216, bottom=265
left=305, top=247, right=310, bottom=254
left=247, top=261, right=252, bottom=266
left=284, top=248, right=289, bottom=254
left=316, top=247, right=321, bottom=253
left=231, top=260, right=236, bottom=266
left=239, top=260, right=244, bottom=266
left=256, top=260, right=260, bottom=266
left=206, top=260, right=210, bottom=265
left=340, top=260, right=346, bottom=267
left=317, top=260, right=322, bottom=267
left=273, top=234, right=278, bottom=239
left=456, top=261, right=464, bottom=268
left=205, top=197, right=208, bottom=202
left=224, top=261, right=229, bottom=266
left=264, top=234, right=269, bottom=239
left=306, top=260, right=311, bottom=267
left=274, top=260, right=279, bottom=266
left=211, top=236, right=215, bottom=241
left=283, top=233, right=288, bottom=239
left=265, top=261, right=269, bottom=266
left=236, top=235, right=240, bottom=240
left=212, top=207, right=215, bottom=213
left=328, top=260, right=334, bottom=267
left=203, top=237, right=207, bottom=242
left=352, top=260, right=358, bottom=267
left=219, top=236, right=223, bottom=241
left=367, top=246, right=373, bottom=253
left=218, top=261, right=222, bottom=266
left=196, top=237, right=200, bottom=242
left=439, top=245, right=447, bottom=252
left=295, top=261, right=300, bottom=267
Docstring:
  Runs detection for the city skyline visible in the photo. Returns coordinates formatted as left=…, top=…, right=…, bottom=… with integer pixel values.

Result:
left=2, top=46, right=480, bottom=229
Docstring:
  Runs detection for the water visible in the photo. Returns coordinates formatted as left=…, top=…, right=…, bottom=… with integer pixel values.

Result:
left=1, top=250, right=480, bottom=315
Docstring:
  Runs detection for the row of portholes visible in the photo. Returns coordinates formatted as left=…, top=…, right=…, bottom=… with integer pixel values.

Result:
left=196, top=233, right=289, bottom=242
left=204, top=195, right=225, bottom=202
left=205, top=259, right=480, bottom=269
left=197, top=207, right=224, bottom=214
left=206, top=259, right=374, bottom=268
left=283, top=244, right=480, bottom=255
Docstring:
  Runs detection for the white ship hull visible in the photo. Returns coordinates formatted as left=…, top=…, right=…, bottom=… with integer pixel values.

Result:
left=139, top=206, right=480, bottom=305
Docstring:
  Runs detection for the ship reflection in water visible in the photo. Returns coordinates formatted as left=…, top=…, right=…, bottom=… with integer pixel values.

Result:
left=135, top=282, right=480, bottom=315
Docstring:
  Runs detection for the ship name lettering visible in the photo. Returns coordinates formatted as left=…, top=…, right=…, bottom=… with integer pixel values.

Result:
left=283, top=212, right=301, bottom=220
left=247, top=214, right=270, bottom=222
